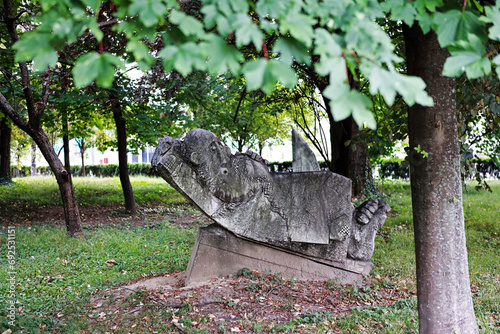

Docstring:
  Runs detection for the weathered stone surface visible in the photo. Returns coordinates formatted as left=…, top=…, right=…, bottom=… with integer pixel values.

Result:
left=152, top=129, right=353, bottom=263
left=292, top=128, right=320, bottom=172
left=349, top=198, right=390, bottom=261
left=152, top=128, right=389, bottom=278
left=185, top=224, right=370, bottom=285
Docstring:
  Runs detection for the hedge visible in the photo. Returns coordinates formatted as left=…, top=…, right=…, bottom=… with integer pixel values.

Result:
left=10, top=163, right=153, bottom=178
left=9, top=159, right=499, bottom=179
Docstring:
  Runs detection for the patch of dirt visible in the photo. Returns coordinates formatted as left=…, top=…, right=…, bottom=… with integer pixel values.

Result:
left=0, top=203, right=212, bottom=227
left=85, top=270, right=414, bottom=333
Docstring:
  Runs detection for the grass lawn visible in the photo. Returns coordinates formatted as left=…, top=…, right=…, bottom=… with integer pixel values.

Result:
left=0, top=176, right=499, bottom=333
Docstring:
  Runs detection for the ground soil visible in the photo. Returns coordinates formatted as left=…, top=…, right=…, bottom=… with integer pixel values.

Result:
left=0, top=202, right=211, bottom=227
left=86, top=270, right=413, bottom=333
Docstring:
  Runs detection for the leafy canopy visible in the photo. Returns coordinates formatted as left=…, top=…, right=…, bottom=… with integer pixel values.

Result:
left=13, top=0, right=500, bottom=129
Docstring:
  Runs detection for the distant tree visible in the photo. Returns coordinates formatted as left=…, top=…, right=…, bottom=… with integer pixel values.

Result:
left=0, top=0, right=82, bottom=236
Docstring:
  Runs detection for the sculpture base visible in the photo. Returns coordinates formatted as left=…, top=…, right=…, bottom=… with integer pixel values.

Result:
left=185, top=224, right=372, bottom=286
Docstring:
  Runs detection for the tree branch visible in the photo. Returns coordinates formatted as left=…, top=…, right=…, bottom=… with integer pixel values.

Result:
left=233, top=87, right=247, bottom=122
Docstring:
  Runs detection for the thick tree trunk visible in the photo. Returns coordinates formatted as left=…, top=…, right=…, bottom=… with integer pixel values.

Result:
left=30, top=140, right=37, bottom=176
left=315, top=71, right=372, bottom=196
left=0, top=117, right=12, bottom=182
left=405, top=25, right=478, bottom=333
left=325, top=102, right=372, bottom=197
left=348, top=121, right=371, bottom=197
left=110, top=92, right=137, bottom=214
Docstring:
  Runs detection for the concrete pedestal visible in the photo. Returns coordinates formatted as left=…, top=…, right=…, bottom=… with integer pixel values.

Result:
left=185, top=224, right=372, bottom=285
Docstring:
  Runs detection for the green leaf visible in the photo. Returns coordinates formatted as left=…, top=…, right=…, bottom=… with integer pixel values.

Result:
left=159, top=42, right=206, bottom=77
left=315, top=57, right=347, bottom=86
left=255, top=0, right=288, bottom=18
left=433, top=9, right=462, bottom=47
left=485, top=5, right=500, bottom=40
left=229, top=0, right=249, bottom=13
left=216, top=16, right=232, bottom=36
left=233, top=14, right=263, bottom=51
left=126, top=39, right=153, bottom=65
left=323, top=84, right=375, bottom=129
left=73, top=53, right=123, bottom=88
left=493, top=55, right=500, bottom=77
left=387, top=0, right=417, bottom=26
left=273, top=37, right=310, bottom=66
left=202, top=36, right=243, bottom=75
left=201, top=4, right=218, bottom=28
left=352, top=106, right=377, bottom=130
left=82, top=0, right=101, bottom=13
left=40, top=0, right=57, bottom=12
left=87, top=17, right=104, bottom=42
left=361, top=63, right=433, bottom=107
left=443, top=52, right=491, bottom=79
left=242, top=58, right=267, bottom=91
left=280, top=12, right=315, bottom=47
left=268, top=59, right=297, bottom=88
left=434, top=9, right=487, bottom=47
left=313, top=28, right=342, bottom=58
left=170, top=10, right=205, bottom=37
left=13, top=33, right=58, bottom=71
left=129, top=0, right=166, bottom=27
left=73, top=52, right=100, bottom=87
left=33, top=50, right=58, bottom=72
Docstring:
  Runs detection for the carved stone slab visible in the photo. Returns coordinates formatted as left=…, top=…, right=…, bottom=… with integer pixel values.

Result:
left=185, top=224, right=371, bottom=285
left=152, top=129, right=390, bottom=280
left=152, top=129, right=354, bottom=263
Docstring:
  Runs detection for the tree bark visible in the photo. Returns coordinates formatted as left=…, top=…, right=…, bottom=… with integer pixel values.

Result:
left=0, top=117, right=12, bottom=183
left=110, top=90, right=137, bottom=214
left=405, top=25, right=478, bottom=333
left=79, top=140, right=86, bottom=176
left=312, top=69, right=373, bottom=196
left=30, top=140, right=37, bottom=176
left=62, top=111, right=71, bottom=173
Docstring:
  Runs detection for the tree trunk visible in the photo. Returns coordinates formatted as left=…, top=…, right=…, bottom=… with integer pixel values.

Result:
left=62, top=112, right=71, bottom=173
left=405, top=25, right=478, bottom=333
left=325, top=101, right=372, bottom=197
left=314, top=71, right=373, bottom=196
left=348, top=121, right=371, bottom=197
left=30, top=140, right=37, bottom=176
left=80, top=140, right=86, bottom=177
left=110, top=91, right=137, bottom=214
left=1, top=0, right=82, bottom=236
left=35, top=131, right=83, bottom=236
left=0, top=117, right=12, bottom=183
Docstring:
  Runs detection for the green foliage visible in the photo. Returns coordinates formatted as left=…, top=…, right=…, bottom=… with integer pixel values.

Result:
left=14, top=0, right=468, bottom=129
left=72, top=52, right=124, bottom=88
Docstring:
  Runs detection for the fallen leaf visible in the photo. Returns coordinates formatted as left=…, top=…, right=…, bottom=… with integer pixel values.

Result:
left=105, top=259, right=118, bottom=265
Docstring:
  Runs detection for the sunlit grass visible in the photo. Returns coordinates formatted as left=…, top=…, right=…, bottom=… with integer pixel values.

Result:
left=0, top=176, right=186, bottom=207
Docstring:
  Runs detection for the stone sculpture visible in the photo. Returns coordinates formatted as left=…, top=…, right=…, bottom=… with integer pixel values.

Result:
left=152, top=129, right=390, bottom=283
left=292, top=128, right=320, bottom=172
